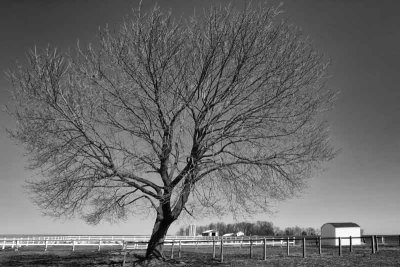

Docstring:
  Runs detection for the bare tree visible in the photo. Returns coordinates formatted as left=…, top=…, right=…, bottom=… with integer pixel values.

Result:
left=6, top=3, right=335, bottom=261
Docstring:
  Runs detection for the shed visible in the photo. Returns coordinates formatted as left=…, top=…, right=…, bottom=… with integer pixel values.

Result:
left=236, top=231, right=244, bottom=237
left=222, top=231, right=244, bottom=237
left=321, top=222, right=361, bottom=246
left=202, top=230, right=219, bottom=237
left=222, top=233, right=234, bottom=237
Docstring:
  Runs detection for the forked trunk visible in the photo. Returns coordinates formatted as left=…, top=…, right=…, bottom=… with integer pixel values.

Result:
left=145, top=210, right=174, bottom=259
left=144, top=180, right=191, bottom=260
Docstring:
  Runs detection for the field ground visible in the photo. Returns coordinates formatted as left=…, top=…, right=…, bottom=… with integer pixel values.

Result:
left=1, top=244, right=400, bottom=266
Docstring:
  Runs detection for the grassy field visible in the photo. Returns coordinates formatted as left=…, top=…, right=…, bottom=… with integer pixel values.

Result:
left=1, top=244, right=400, bottom=266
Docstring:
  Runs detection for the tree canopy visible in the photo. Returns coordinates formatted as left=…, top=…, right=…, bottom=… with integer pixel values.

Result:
left=6, top=2, right=335, bottom=259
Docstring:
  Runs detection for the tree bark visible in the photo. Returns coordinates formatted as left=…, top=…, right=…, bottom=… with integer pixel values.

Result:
left=145, top=186, right=191, bottom=260
left=145, top=206, right=175, bottom=259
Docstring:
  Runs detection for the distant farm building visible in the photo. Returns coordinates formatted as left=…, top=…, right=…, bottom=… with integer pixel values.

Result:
left=236, top=231, right=244, bottom=236
left=202, top=230, right=219, bottom=237
left=222, top=233, right=234, bottom=237
left=321, top=222, right=361, bottom=246
left=222, top=231, right=244, bottom=237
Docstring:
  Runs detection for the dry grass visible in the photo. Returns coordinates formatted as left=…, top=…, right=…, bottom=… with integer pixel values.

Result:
left=1, top=244, right=400, bottom=266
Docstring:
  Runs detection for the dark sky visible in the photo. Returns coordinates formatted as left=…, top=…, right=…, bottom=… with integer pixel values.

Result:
left=1, top=0, right=400, bottom=235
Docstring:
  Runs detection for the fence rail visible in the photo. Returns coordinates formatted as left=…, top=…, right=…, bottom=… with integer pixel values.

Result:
left=0, top=235, right=295, bottom=251
left=1, top=234, right=400, bottom=263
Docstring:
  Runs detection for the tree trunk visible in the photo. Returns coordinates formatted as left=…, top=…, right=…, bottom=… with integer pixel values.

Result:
left=145, top=208, right=174, bottom=259
left=144, top=179, right=192, bottom=260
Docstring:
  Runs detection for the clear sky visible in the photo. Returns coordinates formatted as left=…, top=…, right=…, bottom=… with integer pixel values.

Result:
left=1, top=0, right=400, bottom=236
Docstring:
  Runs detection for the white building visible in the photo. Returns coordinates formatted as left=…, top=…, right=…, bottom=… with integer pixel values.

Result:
left=222, top=231, right=244, bottom=237
left=202, top=230, right=219, bottom=237
left=222, top=233, right=234, bottom=237
left=321, top=222, right=361, bottom=246
left=236, top=231, right=244, bottom=236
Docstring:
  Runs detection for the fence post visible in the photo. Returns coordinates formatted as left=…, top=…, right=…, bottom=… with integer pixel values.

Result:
left=45, top=240, right=48, bottom=252
left=302, top=238, right=306, bottom=258
left=249, top=239, right=253, bottom=259
left=287, top=237, right=290, bottom=256
left=178, top=240, right=182, bottom=258
left=212, top=238, right=216, bottom=259
left=375, top=236, right=379, bottom=252
left=371, top=236, right=375, bottom=254
left=72, top=240, right=75, bottom=252
left=15, top=240, right=19, bottom=251
left=171, top=241, right=174, bottom=259
left=263, top=238, right=267, bottom=260
left=2, top=238, right=5, bottom=250
left=220, top=239, right=224, bottom=263
left=318, top=236, right=322, bottom=255
left=122, top=241, right=127, bottom=267
left=123, top=251, right=127, bottom=267
left=349, top=236, right=352, bottom=253
left=338, top=237, right=342, bottom=256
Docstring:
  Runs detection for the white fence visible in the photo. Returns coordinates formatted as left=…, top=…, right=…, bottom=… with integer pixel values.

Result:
left=1, top=237, right=124, bottom=251
left=0, top=235, right=296, bottom=251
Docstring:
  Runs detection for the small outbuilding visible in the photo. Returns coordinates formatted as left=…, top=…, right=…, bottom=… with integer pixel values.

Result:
left=202, top=230, right=219, bottom=237
left=222, top=231, right=245, bottom=237
left=321, top=222, right=361, bottom=246
left=236, top=231, right=244, bottom=237
left=222, top=233, right=234, bottom=237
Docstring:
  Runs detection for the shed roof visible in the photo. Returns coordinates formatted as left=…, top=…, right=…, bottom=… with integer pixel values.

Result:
left=202, top=229, right=217, bottom=233
left=324, top=222, right=360, bottom=228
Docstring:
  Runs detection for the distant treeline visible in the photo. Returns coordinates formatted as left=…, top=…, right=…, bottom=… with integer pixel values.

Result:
left=176, top=221, right=320, bottom=236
